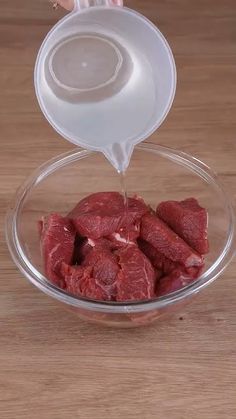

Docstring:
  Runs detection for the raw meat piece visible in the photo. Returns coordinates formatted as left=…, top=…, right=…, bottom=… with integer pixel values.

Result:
left=82, top=248, right=119, bottom=286
left=73, top=236, right=115, bottom=264
left=140, top=213, right=203, bottom=268
left=61, top=263, right=92, bottom=293
left=156, top=268, right=199, bottom=297
left=62, top=263, right=111, bottom=301
left=157, top=198, right=209, bottom=254
left=107, top=222, right=139, bottom=249
left=115, top=246, right=156, bottom=301
left=39, top=192, right=209, bottom=303
left=138, top=239, right=178, bottom=274
left=138, top=238, right=203, bottom=291
left=88, top=237, right=114, bottom=250
left=185, top=265, right=204, bottom=278
left=68, top=192, right=148, bottom=239
left=40, top=214, right=76, bottom=287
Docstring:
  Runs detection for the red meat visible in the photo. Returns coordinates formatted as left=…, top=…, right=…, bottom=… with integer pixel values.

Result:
left=39, top=192, right=208, bottom=304
left=138, top=239, right=178, bottom=274
left=140, top=213, right=203, bottom=268
left=156, top=267, right=200, bottom=297
left=68, top=192, right=148, bottom=239
left=82, top=248, right=119, bottom=286
left=73, top=236, right=116, bottom=264
left=157, top=198, right=209, bottom=254
left=40, top=214, right=76, bottom=287
left=62, top=263, right=111, bottom=301
left=106, top=222, right=139, bottom=249
left=89, top=237, right=114, bottom=250
left=115, top=246, right=156, bottom=301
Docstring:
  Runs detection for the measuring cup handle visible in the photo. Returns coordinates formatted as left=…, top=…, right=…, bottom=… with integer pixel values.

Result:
left=73, top=0, right=123, bottom=12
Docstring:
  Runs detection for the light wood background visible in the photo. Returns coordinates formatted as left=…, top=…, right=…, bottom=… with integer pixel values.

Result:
left=1, top=1, right=236, bottom=418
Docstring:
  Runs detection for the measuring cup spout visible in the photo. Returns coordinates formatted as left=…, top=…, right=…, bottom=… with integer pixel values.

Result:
left=103, top=141, right=134, bottom=173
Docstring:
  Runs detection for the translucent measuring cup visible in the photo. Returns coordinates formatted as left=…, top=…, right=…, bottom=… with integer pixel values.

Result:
left=34, top=0, right=176, bottom=171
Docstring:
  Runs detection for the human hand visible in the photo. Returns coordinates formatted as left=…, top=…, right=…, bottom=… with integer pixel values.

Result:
left=54, top=0, right=74, bottom=10
left=52, top=0, right=123, bottom=12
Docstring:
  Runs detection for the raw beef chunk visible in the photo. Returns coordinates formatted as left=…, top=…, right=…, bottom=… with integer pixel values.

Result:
left=40, top=214, right=75, bottom=287
left=138, top=239, right=178, bottom=274
left=106, top=222, right=139, bottom=249
left=157, top=198, right=209, bottom=254
left=115, top=246, right=156, bottom=301
left=156, top=266, right=203, bottom=297
left=39, top=193, right=208, bottom=301
left=69, top=192, right=148, bottom=239
left=62, top=263, right=111, bottom=301
left=82, top=248, right=119, bottom=286
left=140, top=213, right=203, bottom=268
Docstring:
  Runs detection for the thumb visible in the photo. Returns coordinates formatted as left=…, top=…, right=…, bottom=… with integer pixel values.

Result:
left=56, top=0, right=74, bottom=11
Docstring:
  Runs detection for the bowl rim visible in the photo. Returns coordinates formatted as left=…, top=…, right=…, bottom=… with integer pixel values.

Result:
left=5, top=143, right=236, bottom=313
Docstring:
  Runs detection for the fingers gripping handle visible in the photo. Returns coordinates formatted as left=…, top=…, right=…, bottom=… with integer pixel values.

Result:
left=73, top=0, right=123, bottom=12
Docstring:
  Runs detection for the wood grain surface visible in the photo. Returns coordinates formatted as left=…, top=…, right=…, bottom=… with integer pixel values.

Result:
left=1, top=1, right=236, bottom=418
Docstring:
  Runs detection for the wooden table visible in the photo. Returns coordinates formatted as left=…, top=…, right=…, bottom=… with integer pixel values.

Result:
left=1, top=1, right=236, bottom=418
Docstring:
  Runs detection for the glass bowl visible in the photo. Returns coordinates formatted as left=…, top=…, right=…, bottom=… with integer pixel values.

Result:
left=6, top=143, right=236, bottom=327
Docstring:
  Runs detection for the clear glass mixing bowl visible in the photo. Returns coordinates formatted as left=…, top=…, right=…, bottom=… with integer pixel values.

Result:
left=6, top=143, right=236, bottom=327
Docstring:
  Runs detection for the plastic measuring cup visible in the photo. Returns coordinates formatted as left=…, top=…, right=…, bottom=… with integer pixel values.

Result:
left=34, top=0, right=176, bottom=171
